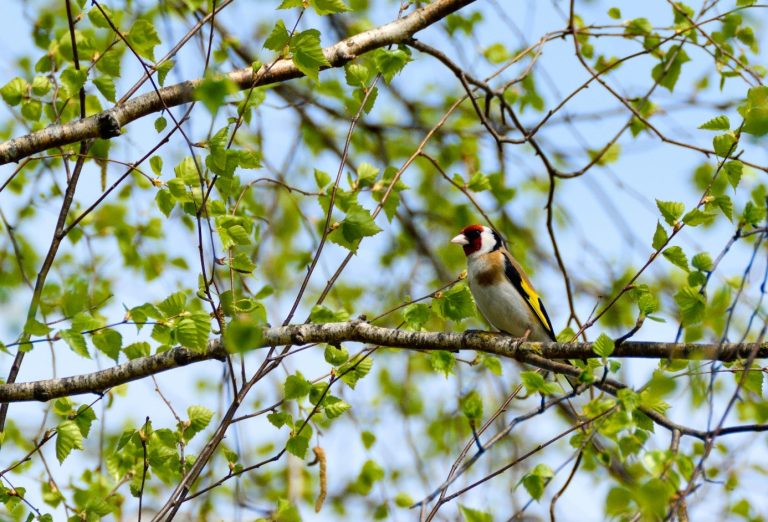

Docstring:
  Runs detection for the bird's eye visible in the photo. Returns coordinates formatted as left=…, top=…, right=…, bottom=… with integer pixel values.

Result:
left=466, top=230, right=479, bottom=239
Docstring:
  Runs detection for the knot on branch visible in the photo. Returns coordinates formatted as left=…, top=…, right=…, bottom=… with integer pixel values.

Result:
left=97, top=111, right=121, bottom=139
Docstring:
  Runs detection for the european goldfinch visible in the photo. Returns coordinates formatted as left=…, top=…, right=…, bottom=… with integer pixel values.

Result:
left=451, top=224, right=556, bottom=342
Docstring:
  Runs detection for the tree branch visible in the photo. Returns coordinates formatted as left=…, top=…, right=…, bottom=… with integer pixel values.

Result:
left=0, top=0, right=476, bottom=165
left=2, top=320, right=767, bottom=403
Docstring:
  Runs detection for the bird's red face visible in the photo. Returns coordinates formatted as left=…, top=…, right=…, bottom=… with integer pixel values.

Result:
left=450, top=224, right=486, bottom=256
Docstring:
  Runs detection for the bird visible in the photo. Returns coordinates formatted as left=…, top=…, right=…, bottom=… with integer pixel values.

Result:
left=450, top=224, right=556, bottom=342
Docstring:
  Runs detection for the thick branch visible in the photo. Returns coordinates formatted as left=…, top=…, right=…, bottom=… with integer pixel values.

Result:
left=0, top=0, right=475, bottom=165
left=1, top=320, right=766, bottom=403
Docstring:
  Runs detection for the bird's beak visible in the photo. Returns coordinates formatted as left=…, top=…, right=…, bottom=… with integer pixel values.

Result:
left=450, top=234, right=468, bottom=245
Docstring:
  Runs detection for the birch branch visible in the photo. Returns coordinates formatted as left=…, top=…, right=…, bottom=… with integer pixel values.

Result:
left=0, top=0, right=476, bottom=165
left=1, top=320, right=766, bottom=403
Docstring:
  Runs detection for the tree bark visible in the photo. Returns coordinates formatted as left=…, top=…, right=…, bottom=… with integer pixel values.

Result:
left=1, top=320, right=764, bottom=403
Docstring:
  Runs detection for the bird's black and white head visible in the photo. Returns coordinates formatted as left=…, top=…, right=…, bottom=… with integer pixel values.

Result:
left=450, top=224, right=503, bottom=258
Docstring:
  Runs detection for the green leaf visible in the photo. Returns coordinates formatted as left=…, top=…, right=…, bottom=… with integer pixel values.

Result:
left=520, top=463, right=554, bottom=500
left=323, top=396, right=351, bottom=419
left=93, top=76, right=116, bottom=102
left=339, top=354, right=373, bottom=389
left=314, top=168, right=331, bottom=189
left=309, top=304, right=349, bottom=323
left=290, top=29, right=330, bottom=81
left=127, top=19, right=161, bottom=61
left=124, top=341, right=150, bottom=360
left=264, top=20, right=290, bottom=52
left=154, top=116, right=167, bottom=133
left=482, top=355, right=503, bottom=375
left=593, top=333, right=615, bottom=358
left=88, top=5, right=112, bottom=28
left=31, top=75, right=51, bottom=96
left=459, top=504, right=493, bottom=522
left=21, top=99, right=41, bottom=121
left=656, top=199, right=685, bottom=226
left=60, top=329, right=90, bottom=358
left=738, top=365, right=763, bottom=396
left=467, top=172, right=491, bottom=192
left=625, top=17, right=652, bottom=36
left=0, top=77, right=28, bottom=106
left=354, top=460, right=384, bottom=495
left=651, top=46, right=690, bottom=92
left=608, top=7, right=621, bottom=19
left=284, top=372, right=312, bottom=400
left=662, top=246, right=689, bottom=272
left=403, top=302, right=431, bottom=331
left=712, top=195, right=733, bottom=221
left=328, top=203, right=382, bottom=253
left=691, top=252, right=713, bottom=272
left=183, top=405, right=213, bottom=441
left=682, top=208, right=716, bottom=227
left=460, top=391, right=483, bottom=421
left=713, top=132, right=737, bottom=157
left=312, top=0, right=350, bottom=15
left=588, top=143, right=621, bottom=165
left=74, top=405, right=96, bottom=438
left=740, top=86, right=768, bottom=136
left=638, top=291, right=659, bottom=315
left=324, top=344, right=349, bottom=365
left=155, top=189, right=174, bottom=217
left=698, top=115, right=730, bottom=131
left=158, top=291, right=187, bottom=317
left=345, top=63, right=372, bottom=88
left=267, top=411, right=293, bottom=428
left=434, top=284, right=475, bottom=322
left=521, top=371, right=559, bottom=396
left=652, top=221, right=668, bottom=250
left=675, top=286, right=706, bottom=325
left=156, top=60, right=174, bottom=86
left=286, top=432, right=310, bottom=458
left=91, top=328, right=122, bottom=362
left=230, top=252, right=256, bottom=273
left=150, top=155, right=163, bottom=176
left=194, top=73, right=237, bottom=114
left=56, top=420, right=84, bottom=463
left=606, top=486, right=633, bottom=516
left=743, top=201, right=767, bottom=226
left=361, top=431, right=376, bottom=449
left=395, top=492, right=414, bottom=508
left=60, top=68, right=87, bottom=98
left=724, top=160, right=742, bottom=190
left=24, top=317, right=51, bottom=336
left=374, top=48, right=412, bottom=84
left=430, top=350, right=455, bottom=377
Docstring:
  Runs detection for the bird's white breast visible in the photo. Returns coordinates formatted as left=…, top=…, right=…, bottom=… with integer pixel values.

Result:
left=467, top=254, right=552, bottom=341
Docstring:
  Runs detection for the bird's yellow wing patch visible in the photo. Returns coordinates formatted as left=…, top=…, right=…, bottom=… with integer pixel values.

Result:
left=502, top=253, right=556, bottom=340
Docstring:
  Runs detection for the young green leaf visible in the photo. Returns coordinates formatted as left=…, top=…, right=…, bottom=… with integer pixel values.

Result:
left=656, top=200, right=685, bottom=226
left=662, top=246, right=689, bottom=272
left=724, top=160, right=742, bottom=190
left=459, top=505, right=493, bottom=522
left=593, top=333, right=615, bottom=358
left=697, top=115, right=730, bottom=131
left=652, top=221, right=668, bottom=250
left=739, top=86, right=768, bottom=136
left=460, top=391, right=483, bottom=421
left=264, top=20, right=290, bottom=52
left=430, top=350, right=455, bottom=377
left=284, top=372, right=312, bottom=400
left=290, top=29, right=330, bottom=81
left=127, top=19, right=161, bottom=61
left=56, top=420, right=84, bottom=463
left=712, top=132, right=737, bottom=157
